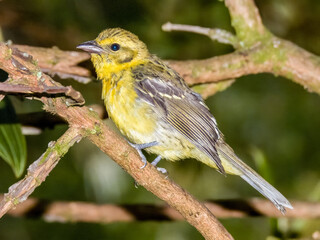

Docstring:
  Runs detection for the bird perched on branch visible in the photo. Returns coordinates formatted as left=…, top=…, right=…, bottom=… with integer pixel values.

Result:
left=77, top=28, right=292, bottom=213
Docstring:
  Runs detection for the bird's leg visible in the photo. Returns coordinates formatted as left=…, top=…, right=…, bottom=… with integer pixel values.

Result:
left=151, top=155, right=167, bottom=174
left=128, top=141, right=167, bottom=174
left=128, top=141, right=158, bottom=168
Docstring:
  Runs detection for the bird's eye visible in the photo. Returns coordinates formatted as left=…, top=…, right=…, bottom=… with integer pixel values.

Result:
left=111, top=43, right=120, bottom=51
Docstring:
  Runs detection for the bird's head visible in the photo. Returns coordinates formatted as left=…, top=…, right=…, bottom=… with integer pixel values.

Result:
left=77, top=28, right=149, bottom=77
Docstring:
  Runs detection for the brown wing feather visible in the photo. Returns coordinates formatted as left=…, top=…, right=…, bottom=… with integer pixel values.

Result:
left=133, top=57, right=225, bottom=174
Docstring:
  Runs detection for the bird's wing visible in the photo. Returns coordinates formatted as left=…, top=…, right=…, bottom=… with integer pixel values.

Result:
left=132, top=61, right=225, bottom=174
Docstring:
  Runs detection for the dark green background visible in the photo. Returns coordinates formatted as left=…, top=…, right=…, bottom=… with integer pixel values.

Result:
left=0, top=0, right=319, bottom=239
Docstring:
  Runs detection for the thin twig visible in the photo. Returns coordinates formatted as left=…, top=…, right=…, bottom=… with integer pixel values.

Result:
left=0, top=82, right=84, bottom=105
left=162, top=22, right=239, bottom=48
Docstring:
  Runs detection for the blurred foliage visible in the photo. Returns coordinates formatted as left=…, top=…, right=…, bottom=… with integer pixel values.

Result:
left=0, top=0, right=320, bottom=239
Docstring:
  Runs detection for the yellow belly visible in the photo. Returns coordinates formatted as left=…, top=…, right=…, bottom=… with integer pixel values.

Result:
left=104, top=81, right=157, bottom=144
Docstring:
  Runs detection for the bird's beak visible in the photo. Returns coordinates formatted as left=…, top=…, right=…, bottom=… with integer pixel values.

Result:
left=77, top=40, right=104, bottom=54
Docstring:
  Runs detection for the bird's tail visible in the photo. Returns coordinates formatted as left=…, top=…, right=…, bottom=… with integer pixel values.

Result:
left=217, top=141, right=293, bottom=214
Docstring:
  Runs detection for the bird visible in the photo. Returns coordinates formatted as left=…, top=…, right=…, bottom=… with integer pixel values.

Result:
left=77, top=28, right=293, bottom=213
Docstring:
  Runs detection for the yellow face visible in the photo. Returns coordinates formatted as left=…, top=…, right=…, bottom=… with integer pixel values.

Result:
left=78, top=28, right=149, bottom=71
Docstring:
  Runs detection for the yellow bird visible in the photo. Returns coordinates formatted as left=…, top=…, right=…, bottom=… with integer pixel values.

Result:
left=77, top=28, right=292, bottom=213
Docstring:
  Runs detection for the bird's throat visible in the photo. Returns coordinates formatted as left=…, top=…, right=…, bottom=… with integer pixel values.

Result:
left=98, top=58, right=146, bottom=97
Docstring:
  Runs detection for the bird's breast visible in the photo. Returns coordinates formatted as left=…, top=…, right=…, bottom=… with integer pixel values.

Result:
left=102, top=77, right=158, bottom=144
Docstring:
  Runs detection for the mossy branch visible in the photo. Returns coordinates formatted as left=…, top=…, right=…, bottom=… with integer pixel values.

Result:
left=162, top=0, right=320, bottom=94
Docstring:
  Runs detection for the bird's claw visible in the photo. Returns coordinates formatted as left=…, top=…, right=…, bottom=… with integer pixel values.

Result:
left=140, top=157, right=147, bottom=169
left=156, top=167, right=167, bottom=174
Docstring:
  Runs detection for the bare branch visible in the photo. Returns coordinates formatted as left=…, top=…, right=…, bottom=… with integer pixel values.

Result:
left=3, top=197, right=320, bottom=223
left=162, top=22, right=239, bottom=48
left=0, top=82, right=85, bottom=105
left=14, top=44, right=92, bottom=84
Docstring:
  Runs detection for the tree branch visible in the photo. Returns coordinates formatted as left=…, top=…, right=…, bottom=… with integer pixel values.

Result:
left=165, top=40, right=320, bottom=94
left=0, top=82, right=84, bottom=105
left=13, top=44, right=92, bottom=84
left=162, top=22, right=239, bottom=48
left=2, top=197, right=319, bottom=223
left=224, top=0, right=266, bottom=45
left=0, top=127, right=83, bottom=218
left=0, top=43, right=233, bottom=240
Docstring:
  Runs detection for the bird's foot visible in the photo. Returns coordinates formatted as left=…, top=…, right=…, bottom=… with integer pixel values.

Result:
left=128, top=141, right=158, bottom=169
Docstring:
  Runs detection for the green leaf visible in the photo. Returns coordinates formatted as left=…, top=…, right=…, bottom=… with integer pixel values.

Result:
left=0, top=97, right=27, bottom=178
